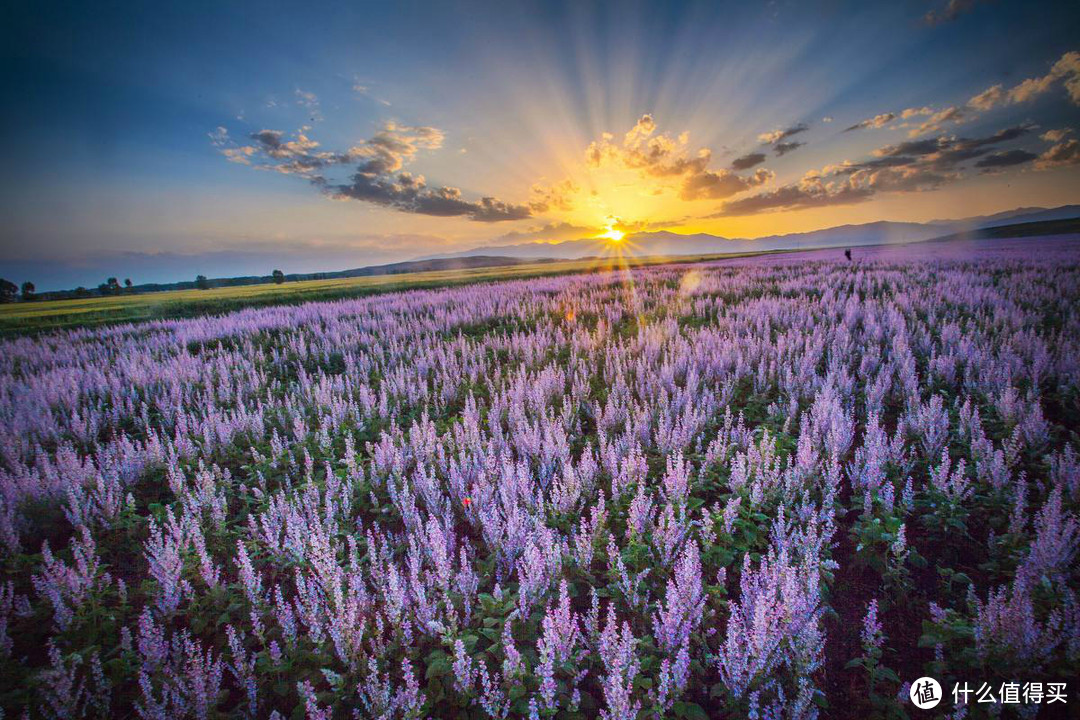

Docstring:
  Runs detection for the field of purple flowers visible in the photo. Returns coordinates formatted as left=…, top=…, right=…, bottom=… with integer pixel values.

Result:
left=1, top=241, right=1078, bottom=718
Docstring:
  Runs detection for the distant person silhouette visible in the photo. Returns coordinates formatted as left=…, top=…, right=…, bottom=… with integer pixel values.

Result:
left=844, top=248, right=852, bottom=262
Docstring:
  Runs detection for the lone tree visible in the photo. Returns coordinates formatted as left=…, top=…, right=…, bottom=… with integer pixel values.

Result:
left=272, top=269, right=285, bottom=284
left=21, top=281, right=35, bottom=301
left=196, top=274, right=210, bottom=290
left=124, top=278, right=133, bottom=291
left=0, top=279, right=17, bottom=303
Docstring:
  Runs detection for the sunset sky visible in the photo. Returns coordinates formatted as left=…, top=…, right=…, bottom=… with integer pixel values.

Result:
left=2, top=0, right=1079, bottom=288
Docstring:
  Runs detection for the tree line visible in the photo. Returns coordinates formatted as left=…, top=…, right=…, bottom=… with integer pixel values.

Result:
left=0, top=270, right=293, bottom=302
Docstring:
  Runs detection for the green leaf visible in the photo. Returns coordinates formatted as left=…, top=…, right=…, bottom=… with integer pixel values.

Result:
left=425, top=655, right=452, bottom=680
left=877, top=667, right=900, bottom=683
left=672, top=701, right=709, bottom=720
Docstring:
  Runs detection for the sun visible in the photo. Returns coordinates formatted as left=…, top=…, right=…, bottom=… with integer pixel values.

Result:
left=598, top=221, right=625, bottom=243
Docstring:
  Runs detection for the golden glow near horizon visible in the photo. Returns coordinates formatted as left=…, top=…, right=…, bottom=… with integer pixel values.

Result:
left=598, top=220, right=626, bottom=243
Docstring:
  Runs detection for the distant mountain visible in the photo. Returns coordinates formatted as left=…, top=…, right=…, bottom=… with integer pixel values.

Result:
left=32, top=205, right=1080, bottom=300
left=936, top=204, right=1080, bottom=228
left=428, top=205, right=1080, bottom=262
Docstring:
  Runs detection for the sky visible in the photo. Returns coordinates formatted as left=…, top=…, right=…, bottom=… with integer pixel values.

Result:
left=1, top=0, right=1079, bottom=290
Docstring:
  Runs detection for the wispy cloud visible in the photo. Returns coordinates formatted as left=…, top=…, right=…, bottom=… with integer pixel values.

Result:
left=922, top=0, right=989, bottom=26
left=294, top=89, right=322, bottom=121
left=352, top=78, right=392, bottom=106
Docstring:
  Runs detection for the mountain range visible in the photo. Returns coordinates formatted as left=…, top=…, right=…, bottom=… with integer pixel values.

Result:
left=28, top=205, right=1080, bottom=299
left=420, top=205, right=1080, bottom=262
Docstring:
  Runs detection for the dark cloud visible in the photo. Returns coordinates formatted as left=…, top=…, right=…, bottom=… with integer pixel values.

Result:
left=213, top=123, right=530, bottom=222
left=867, top=125, right=1034, bottom=171
left=975, top=150, right=1038, bottom=169
left=712, top=123, right=1033, bottom=217
left=679, top=168, right=773, bottom=201
left=759, top=123, right=809, bottom=145
left=774, top=141, right=805, bottom=157
left=731, top=152, right=766, bottom=170
left=874, top=138, right=946, bottom=157
left=711, top=181, right=874, bottom=216
left=1036, top=139, right=1080, bottom=168
left=329, top=171, right=530, bottom=222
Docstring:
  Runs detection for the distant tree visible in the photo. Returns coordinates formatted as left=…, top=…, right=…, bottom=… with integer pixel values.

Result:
left=272, top=269, right=285, bottom=284
left=21, top=281, right=35, bottom=301
left=99, top=277, right=122, bottom=295
left=196, top=274, right=210, bottom=290
left=124, top=278, right=133, bottom=290
left=74, top=286, right=90, bottom=298
left=0, top=279, right=17, bottom=303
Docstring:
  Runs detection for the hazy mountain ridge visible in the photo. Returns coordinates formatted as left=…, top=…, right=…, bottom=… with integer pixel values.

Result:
left=426, top=205, right=1080, bottom=261
left=24, top=206, right=1080, bottom=298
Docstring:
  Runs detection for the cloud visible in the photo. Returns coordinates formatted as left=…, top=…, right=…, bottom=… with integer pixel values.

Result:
left=909, top=106, right=968, bottom=136
left=731, top=152, right=766, bottom=170
left=328, top=173, right=531, bottom=222
left=352, top=79, right=392, bottom=107
left=901, top=107, right=934, bottom=119
left=967, top=84, right=1004, bottom=111
left=975, top=149, right=1038, bottom=169
left=964, top=51, right=1080, bottom=113
left=872, top=137, right=946, bottom=158
left=680, top=168, right=773, bottom=201
left=758, top=123, right=809, bottom=145
left=841, top=107, right=935, bottom=134
left=213, top=122, right=530, bottom=222
left=922, top=0, right=987, bottom=26
left=713, top=124, right=1034, bottom=216
left=845, top=113, right=896, bottom=132
left=1036, top=139, right=1080, bottom=169
left=212, top=126, right=357, bottom=175
left=774, top=141, right=805, bottom=156
left=584, top=114, right=774, bottom=201
left=1041, top=128, right=1073, bottom=143
left=851, top=52, right=1079, bottom=140
left=528, top=179, right=579, bottom=213
left=487, top=222, right=595, bottom=245
left=710, top=175, right=875, bottom=216
left=1008, top=51, right=1080, bottom=105
left=822, top=116, right=834, bottom=123
left=861, top=124, right=1034, bottom=170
